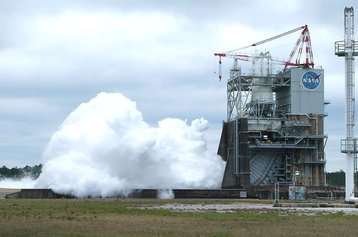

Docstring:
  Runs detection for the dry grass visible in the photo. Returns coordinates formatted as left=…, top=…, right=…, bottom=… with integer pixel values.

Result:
left=0, top=198, right=357, bottom=237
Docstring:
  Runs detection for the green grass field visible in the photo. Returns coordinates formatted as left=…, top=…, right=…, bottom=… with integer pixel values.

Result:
left=0, top=198, right=357, bottom=237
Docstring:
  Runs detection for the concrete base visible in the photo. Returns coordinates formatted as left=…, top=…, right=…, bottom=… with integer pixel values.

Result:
left=11, top=189, right=248, bottom=199
left=273, top=202, right=358, bottom=208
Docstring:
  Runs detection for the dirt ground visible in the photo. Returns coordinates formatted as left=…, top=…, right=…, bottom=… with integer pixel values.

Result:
left=0, top=188, right=20, bottom=197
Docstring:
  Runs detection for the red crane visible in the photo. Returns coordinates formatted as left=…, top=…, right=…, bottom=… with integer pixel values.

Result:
left=214, top=25, right=314, bottom=80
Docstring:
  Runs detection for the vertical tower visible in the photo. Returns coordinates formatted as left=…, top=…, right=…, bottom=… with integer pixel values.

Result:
left=335, top=7, right=358, bottom=201
left=218, top=57, right=326, bottom=190
left=217, top=25, right=326, bottom=196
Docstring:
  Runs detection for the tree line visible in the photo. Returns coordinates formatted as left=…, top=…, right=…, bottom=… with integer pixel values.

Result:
left=0, top=164, right=42, bottom=179
left=0, top=164, right=348, bottom=187
left=325, top=170, right=345, bottom=187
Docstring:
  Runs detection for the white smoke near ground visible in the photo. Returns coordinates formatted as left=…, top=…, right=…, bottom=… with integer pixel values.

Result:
left=35, top=92, right=225, bottom=197
left=0, top=177, right=36, bottom=189
left=157, top=189, right=175, bottom=199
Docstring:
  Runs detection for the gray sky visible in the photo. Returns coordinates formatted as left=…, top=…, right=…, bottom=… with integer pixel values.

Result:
left=0, top=0, right=356, bottom=172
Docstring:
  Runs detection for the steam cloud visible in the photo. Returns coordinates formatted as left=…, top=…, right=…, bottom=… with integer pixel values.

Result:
left=0, top=177, right=36, bottom=189
left=35, top=92, right=225, bottom=197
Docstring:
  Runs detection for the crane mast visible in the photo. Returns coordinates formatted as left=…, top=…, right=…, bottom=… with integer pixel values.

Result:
left=335, top=7, right=358, bottom=202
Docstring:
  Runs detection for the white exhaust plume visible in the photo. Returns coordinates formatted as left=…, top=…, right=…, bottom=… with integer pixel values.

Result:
left=157, top=189, right=175, bottom=199
left=35, top=92, right=225, bottom=197
left=0, top=177, right=36, bottom=189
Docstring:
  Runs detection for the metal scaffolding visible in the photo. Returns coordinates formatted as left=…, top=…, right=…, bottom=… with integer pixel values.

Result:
left=217, top=25, right=326, bottom=193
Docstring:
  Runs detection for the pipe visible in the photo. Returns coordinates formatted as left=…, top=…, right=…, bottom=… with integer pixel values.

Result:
left=343, top=7, right=357, bottom=202
left=335, top=7, right=358, bottom=202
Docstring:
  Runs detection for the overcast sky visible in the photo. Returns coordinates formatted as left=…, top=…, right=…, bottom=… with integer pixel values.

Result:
left=0, top=0, right=357, bottom=172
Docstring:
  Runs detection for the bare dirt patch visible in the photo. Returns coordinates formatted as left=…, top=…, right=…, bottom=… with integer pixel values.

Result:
left=0, top=188, right=20, bottom=197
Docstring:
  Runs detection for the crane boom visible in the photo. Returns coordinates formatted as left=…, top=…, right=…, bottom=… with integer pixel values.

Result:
left=251, top=25, right=306, bottom=47
left=223, top=25, right=306, bottom=54
left=214, top=25, right=314, bottom=80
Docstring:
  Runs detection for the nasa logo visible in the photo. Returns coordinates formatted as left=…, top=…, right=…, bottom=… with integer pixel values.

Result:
left=301, top=71, right=321, bottom=90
